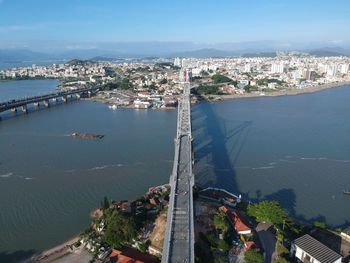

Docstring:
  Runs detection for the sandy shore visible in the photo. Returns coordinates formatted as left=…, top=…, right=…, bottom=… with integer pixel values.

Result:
left=203, top=81, right=350, bottom=101
left=29, top=236, right=80, bottom=263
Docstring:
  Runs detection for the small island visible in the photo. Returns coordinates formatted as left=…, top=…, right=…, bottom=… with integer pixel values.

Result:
left=71, top=133, right=104, bottom=139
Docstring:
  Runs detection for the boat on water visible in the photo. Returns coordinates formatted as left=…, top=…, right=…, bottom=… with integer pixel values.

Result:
left=343, top=190, right=350, bottom=195
left=71, top=132, right=104, bottom=139
left=108, top=104, right=118, bottom=110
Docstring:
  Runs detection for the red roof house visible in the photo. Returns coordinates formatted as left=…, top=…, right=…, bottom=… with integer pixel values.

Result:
left=220, top=206, right=252, bottom=235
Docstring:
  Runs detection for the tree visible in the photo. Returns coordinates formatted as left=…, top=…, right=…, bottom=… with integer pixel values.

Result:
left=211, top=74, right=232, bottom=84
left=247, top=200, right=287, bottom=227
left=104, top=210, right=137, bottom=248
left=101, top=196, right=110, bottom=211
left=244, top=249, right=264, bottom=263
left=159, top=78, right=167, bottom=85
left=200, top=70, right=209, bottom=77
left=218, top=239, right=230, bottom=253
left=313, top=221, right=327, bottom=229
left=213, top=211, right=229, bottom=233
left=120, top=78, right=130, bottom=89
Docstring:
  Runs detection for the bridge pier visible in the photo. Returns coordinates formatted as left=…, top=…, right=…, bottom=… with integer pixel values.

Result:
left=11, top=108, right=17, bottom=113
left=52, top=97, right=57, bottom=103
left=62, top=95, right=67, bottom=103
left=75, top=94, right=81, bottom=100
left=43, top=100, right=50, bottom=108
left=21, top=105, right=28, bottom=113
left=33, top=102, right=40, bottom=107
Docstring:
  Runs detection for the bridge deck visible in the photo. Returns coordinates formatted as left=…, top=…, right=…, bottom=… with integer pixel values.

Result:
left=162, top=84, right=194, bottom=263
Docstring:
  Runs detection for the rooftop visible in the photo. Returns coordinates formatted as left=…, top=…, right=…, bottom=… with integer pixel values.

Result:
left=294, top=234, right=342, bottom=263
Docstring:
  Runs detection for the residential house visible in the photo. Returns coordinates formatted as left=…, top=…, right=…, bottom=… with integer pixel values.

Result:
left=291, top=234, right=342, bottom=263
left=220, top=206, right=252, bottom=235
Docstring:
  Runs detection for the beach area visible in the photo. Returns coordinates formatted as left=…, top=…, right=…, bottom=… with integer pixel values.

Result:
left=28, top=237, right=87, bottom=263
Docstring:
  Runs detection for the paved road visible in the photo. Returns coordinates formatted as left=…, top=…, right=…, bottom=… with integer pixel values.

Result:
left=163, top=84, right=194, bottom=263
left=168, top=135, right=192, bottom=262
left=256, top=223, right=277, bottom=263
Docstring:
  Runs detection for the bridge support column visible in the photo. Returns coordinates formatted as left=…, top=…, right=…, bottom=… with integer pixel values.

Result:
left=76, top=94, right=81, bottom=100
left=52, top=98, right=57, bottom=103
left=11, top=108, right=17, bottom=113
left=33, top=102, right=39, bottom=107
left=21, top=105, right=28, bottom=113
left=62, top=95, right=67, bottom=103
left=43, top=100, right=50, bottom=108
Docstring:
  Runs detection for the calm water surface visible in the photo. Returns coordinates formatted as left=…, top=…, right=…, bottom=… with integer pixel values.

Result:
left=0, top=80, right=176, bottom=262
left=1, top=80, right=350, bottom=261
left=193, top=86, right=350, bottom=227
left=0, top=79, right=58, bottom=101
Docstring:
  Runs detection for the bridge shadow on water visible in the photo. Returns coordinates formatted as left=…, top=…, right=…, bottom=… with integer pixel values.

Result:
left=190, top=99, right=347, bottom=229
left=192, top=99, right=252, bottom=195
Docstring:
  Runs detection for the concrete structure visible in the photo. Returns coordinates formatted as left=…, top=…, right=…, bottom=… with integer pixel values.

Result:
left=291, top=234, right=342, bottom=263
left=0, top=87, right=99, bottom=118
left=162, top=83, right=195, bottom=263
left=341, top=227, right=350, bottom=241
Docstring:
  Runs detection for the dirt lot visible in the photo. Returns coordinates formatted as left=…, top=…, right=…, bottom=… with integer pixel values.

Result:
left=149, top=212, right=167, bottom=250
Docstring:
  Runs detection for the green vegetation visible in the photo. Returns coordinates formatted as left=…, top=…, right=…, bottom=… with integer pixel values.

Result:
left=120, top=78, right=130, bottom=89
left=313, top=221, right=327, bottom=229
left=211, top=74, right=232, bottom=84
left=104, top=67, right=117, bottom=77
left=200, top=70, right=209, bottom=77
left=101, top=196, right=110, bottom=211
left=101, top=82, right=119, bottom=91
left=218, top=239, right=230, bottom=253
left=159, top=78, right=168, bottom=85
left=196, top=84, right=221, bottom=95
left=104, top=209, right=137, bottom=248
left=244, top=85, right=259, bottom=93
left=67, top=59, right=94, bottom=66
left=213, top=211, right=229, bottom=233
left=101, top=78, right=131, bottom=91
left=244, top=249, right=264, bottom=263
left=247, top=200, right=287, bottom=227
left=274, top=241, right=290, bottom=263
left=256, top=78, right=285, bottom=86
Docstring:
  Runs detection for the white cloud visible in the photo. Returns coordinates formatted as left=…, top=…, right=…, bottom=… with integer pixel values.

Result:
left=329, top=40, right=344, bottom=45
left=0, top=24, right=42, bottom=32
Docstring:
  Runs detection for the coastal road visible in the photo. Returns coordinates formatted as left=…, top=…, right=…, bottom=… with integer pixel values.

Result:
left=256, top=223, right=276, bottom=263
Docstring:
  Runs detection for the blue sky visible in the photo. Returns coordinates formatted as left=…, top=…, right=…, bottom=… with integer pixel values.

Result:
left=0, top=0, right=350, bottom=51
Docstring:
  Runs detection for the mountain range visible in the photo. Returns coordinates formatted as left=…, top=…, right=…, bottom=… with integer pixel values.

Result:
left=0, top=45, right=349, bottom=63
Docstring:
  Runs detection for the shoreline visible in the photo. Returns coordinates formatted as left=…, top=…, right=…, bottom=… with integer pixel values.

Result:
left=29, top=236, right=80, bottom=262
left=202, top=81, right=350, bottom=101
